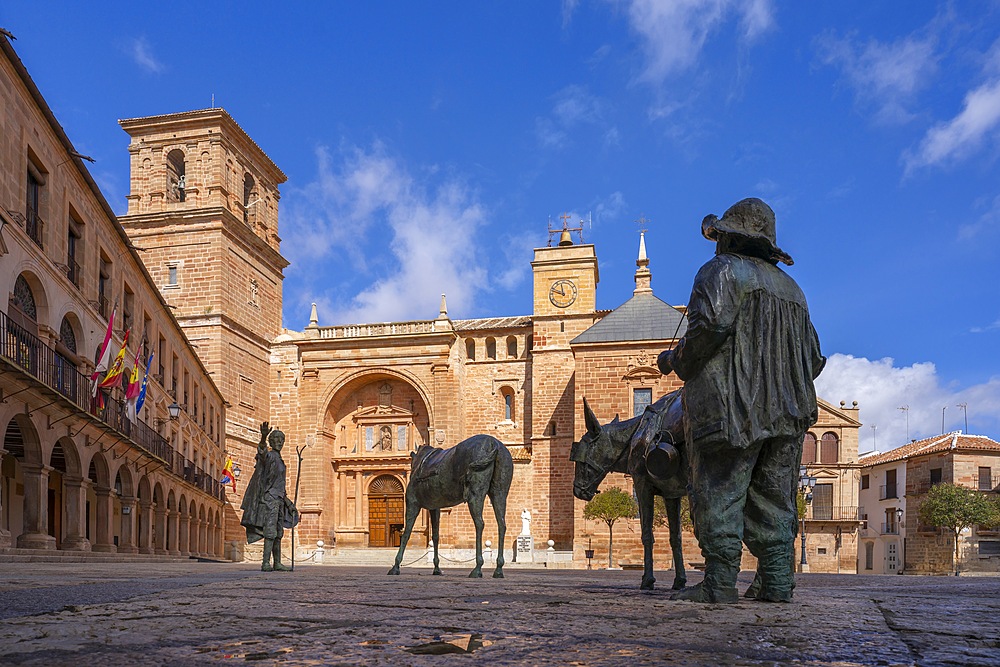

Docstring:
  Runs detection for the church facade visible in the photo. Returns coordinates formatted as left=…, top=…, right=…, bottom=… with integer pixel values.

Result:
left=106, top=104, right=863, bottom=572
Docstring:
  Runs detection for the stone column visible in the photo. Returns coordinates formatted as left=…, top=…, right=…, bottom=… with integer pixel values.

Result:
left=0, top=448, right=11, bottom=549
left=61, top=477, right=92, bottom=551
left=354, top=471, right=363, bottom=528
left=189, top=515, right=199, bottom=555
left=16, top=463, right=56, bottom=549
left=138, top=499, right=154, bottom=554
left=92, top=488, right=117, bottom=553
left=119, top=496, right=138, bottom=554
left=168, top=509, right=181, bottom=556
left=179, top=513, right=190, bottom=556
left=154, top=504, right=168, bottom=555
left=200, top=518, right=208, bottom=557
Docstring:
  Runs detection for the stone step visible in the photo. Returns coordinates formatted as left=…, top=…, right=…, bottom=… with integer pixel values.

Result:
left=0, top=548, right=214, bottom=564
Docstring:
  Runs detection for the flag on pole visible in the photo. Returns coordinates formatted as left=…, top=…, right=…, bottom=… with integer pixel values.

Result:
left=125, top=347, right=142, bottom=421
left=99, top=329, right=130, bottom=389
left=135, top=352, right=154, bottom=415
left=221, top=456, right=237, bottom=492
left=90, top=306, right=116, bottom=396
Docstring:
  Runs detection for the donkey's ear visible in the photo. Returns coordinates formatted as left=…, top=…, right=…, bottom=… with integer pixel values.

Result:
left=583, top=397, right=602, bottom=436
left=611, top=413, right=620, bottom=424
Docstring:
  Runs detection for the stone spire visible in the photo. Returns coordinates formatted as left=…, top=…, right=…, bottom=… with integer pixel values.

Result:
left=434, top=293, right=453, bottom=331
left=306, top=302, right=319, bottom=329
left=634, top=232, right=652, bottom=295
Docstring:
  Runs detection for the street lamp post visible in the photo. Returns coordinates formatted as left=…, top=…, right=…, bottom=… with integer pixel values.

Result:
left=799, top=465, right=817, bottom=571
left=896, top=507, right=905, bottom=575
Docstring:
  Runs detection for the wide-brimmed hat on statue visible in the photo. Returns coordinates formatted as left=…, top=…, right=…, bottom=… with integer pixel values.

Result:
left=701, top=197, right=793, bottom=265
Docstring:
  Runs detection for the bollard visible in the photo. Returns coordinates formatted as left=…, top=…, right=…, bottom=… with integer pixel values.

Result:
left=314, top=540, right=325, bottom=564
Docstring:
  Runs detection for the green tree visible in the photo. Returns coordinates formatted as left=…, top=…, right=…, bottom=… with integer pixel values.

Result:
left=583, top=487, right=637, bottom=569
left=651, top=495, right=694, bottom=531
left=918, top=483, right=999, bottom=575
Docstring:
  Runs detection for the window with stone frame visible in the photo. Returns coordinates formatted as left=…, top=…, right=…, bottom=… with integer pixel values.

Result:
left=486, top=337, right=497, bottom=360
left=979, top=467, right=993, bottom=491
left=633, top=387, right=652, bottom=419
left=465, top=338, right=476, bottom=361
left=802, top=432, right=817, bottom=464
left=500, top=386, right=515, bottom=422
left=861, top=474, right=870, bottom=490
left=812, top=482, right=833, bottom=520
left=820, top=432, right=839, bottom=463
left=122, top=283, right=135, bottom=333
left=98, top=252, right=111, bottom=319
left=930, top=467, right=942, bottom=487
left=25, top=151, right=47, bottom=248
left=239, top=375, right=254, bottom=408
left=864, top=542, right=874, bottom=570
left=243, top=173, right=256, bottom=225
left=506, top=336, right=517, bottom=359
left=67, top=214, right=83, bottom=288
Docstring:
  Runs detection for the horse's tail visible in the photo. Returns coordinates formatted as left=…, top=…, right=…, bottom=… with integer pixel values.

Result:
left=489, top=437, right=514, bottom=499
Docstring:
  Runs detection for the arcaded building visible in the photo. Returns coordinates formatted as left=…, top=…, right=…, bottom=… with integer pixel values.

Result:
left=0, top=37, right=227, bottom=558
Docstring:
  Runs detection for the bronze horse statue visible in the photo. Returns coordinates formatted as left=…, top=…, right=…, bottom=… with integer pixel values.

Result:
left=571, top=392, right=688, bottom=591
left=388, top=434, right=513, bottom=578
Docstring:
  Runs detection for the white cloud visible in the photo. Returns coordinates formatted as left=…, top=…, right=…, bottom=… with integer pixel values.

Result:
left=594, top=191, right=627, bottom=225
left=815, top=354, right=1000, bottom=453
left=128, top=37, right=164, bottom=74
left=971, top=318, right=1000, bottom=334
left=958, top=194, right=1000, bottom=240
left=536, top=85, right=608, bottom=151
left=905, top=77, right=1000, bottom=171
left=620, top=0, right=774, bottom=84
left=815, top=30, right=938, bottom=124
left=281, top=144, right=491, bottom=324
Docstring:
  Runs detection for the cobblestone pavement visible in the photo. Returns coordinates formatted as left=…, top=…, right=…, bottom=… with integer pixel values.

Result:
left=0, top=562, right=997, bottom=666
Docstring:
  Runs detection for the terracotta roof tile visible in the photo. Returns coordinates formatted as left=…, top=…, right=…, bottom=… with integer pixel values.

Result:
left=859, top=432, right=1000, bottom=467
left=453, top=316, right=532, bottom=331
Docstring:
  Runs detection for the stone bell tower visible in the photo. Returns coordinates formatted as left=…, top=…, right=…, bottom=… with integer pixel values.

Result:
left=118, top=109, right=288, bottom=556
left=528, top=214, right=599, bottom=548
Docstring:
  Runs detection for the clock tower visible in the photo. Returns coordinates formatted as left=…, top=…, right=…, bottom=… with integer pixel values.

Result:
left=528, top=218, right=599, bottom=547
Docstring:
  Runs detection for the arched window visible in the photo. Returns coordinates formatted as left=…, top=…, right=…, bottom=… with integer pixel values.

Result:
left=465, top=338, right=476, bottom=361
left=821, top=432, right=839, bottom=464
left=500, top=387, right=515, bottom=422
left=59, top=316, right=77, bottom=354
left=801, top=432, right=817, bottom=464
left=486, top=337, right=497, bottom=360
left=506, top=336, right=517, bottom=359
left=243, top=173, right=256, bottom=225
left=166, top=149, right=186, bottom=202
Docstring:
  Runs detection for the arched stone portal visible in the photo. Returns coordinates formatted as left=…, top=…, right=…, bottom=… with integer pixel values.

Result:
left=323, top=374, right=430, bottom=548
left=367, top=475, right=405, bottom=547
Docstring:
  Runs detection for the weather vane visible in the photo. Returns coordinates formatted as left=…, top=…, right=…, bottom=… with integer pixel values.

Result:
left=635, top=213, right=651, bottom=234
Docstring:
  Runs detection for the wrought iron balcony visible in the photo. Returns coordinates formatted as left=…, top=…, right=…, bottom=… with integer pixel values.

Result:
left=806, top=505, right=861, bottom=521
left=881, top=523, right=900, bottom=535
left=1, top=309, right=222, bottom=501
left=879, top=484, right=898, bottom=500
left=65, top=257, right=81, bottom=288
left=25, top=208, right=44, bottom=248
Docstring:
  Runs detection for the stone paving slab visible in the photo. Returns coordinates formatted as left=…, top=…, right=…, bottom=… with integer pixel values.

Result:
left=0, top=562, right=997, bottom=666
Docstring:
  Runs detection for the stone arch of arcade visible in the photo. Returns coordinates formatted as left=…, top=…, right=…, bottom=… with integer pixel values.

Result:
left=320, top=370, right=432, bottom=549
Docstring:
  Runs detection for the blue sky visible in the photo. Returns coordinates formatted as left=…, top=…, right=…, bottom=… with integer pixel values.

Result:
left=3, top=1, right=999, bottom=451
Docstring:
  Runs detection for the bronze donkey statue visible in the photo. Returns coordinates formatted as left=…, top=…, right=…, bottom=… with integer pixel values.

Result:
left=571, top=393, right=688, bottom=591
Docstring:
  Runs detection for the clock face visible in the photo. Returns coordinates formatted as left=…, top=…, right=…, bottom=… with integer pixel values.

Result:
left=548, top=279, right=578, bottom=308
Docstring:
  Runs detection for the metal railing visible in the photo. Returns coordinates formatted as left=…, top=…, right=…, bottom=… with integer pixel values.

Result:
left=1, top=309, right=222, bottom=501
left=25, top=208, right=44, bottom=248
left=881, top=523, right=900, bottom=535
left=879, top=484, right=898, bottom=500
left=97, top=294, right=110, bottom=320
left=65, top=257, right=81, bottom=288
left=806, top=505, right=861, bottom=521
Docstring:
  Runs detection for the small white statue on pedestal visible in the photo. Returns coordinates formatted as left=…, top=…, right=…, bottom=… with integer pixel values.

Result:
left=520, top=509, right=532, bottom=536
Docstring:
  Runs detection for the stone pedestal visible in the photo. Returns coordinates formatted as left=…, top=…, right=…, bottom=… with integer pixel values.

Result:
left=516, top=535, right=534, bottom=563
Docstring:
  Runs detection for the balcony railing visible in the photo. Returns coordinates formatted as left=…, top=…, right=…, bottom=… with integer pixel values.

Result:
left=881, top=523, right=900, bottom=535
left=97, top=294, right=110, bottom=320
left=806, top=505, right=861, bottom=521
left=65, top=257, right=81, bottom=288
left=1, top=309, right=222, bottom=501
left=879, top=484, right=898, bottom=500
left=25, top=208, right=44, bottom=248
